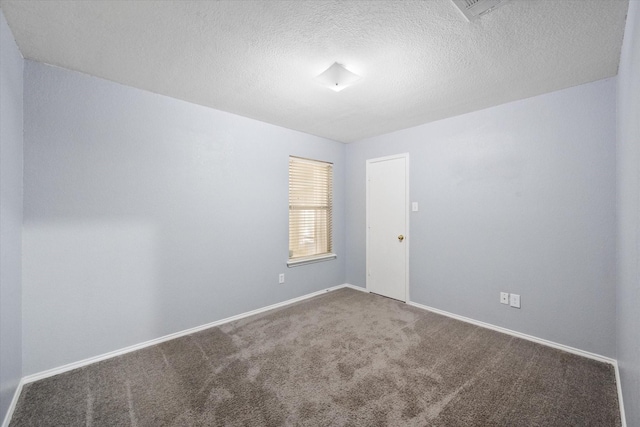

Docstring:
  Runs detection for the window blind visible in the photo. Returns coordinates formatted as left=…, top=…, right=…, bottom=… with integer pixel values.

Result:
left=289, top=156, right=333, bottom=260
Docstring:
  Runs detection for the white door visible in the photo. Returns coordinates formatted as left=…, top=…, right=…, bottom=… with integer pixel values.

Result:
left=366, top=153, right=409, bottom=302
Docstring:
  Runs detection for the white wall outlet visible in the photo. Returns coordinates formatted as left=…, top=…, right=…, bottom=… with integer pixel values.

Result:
left=278, top=273, right=285, bottom=284
left=510, top=293, right=521, bottom=308
left=412, top=202, right=419, bottom=212
left=500, top=292, right=509, bottom=304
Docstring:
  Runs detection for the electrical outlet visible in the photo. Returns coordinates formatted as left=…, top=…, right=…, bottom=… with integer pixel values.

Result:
left=509, top=293, right=521, bottom=308
left=500, top=292, right=509, bottom=304
left=278, top=273, right=285, bottom=284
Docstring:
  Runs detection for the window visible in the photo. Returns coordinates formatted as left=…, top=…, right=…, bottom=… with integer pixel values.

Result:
left=288, top=156, right=335, bottom=266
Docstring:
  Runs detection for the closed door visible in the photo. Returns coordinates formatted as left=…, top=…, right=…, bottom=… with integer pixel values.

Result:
left=366, top=154, right=409, bottom=302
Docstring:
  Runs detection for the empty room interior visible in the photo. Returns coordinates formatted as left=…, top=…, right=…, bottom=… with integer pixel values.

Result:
left=1, top=0, right=639, bottom=425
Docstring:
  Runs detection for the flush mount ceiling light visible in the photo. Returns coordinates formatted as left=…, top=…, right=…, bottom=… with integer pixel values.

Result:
left=451, top=0, right=511, bottom=21
left=315, top=62, right=360, bottom=92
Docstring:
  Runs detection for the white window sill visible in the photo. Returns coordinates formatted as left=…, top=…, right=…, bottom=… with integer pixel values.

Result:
left=287, top=253, right=337, bottom=267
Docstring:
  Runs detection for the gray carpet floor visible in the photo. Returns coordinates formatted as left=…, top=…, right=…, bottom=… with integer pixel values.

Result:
left=10, top=288, right=621, bottom=426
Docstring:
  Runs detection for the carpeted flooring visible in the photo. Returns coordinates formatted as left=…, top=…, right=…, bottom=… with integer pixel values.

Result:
left=10, top=288, right=621, bottom=426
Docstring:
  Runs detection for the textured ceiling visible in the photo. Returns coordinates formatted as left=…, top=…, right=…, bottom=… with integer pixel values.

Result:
left=0, top=0, right=629, bottom=143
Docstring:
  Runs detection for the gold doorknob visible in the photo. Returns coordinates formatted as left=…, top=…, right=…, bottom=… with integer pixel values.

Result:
left=398, top=235, right=404, bottom=242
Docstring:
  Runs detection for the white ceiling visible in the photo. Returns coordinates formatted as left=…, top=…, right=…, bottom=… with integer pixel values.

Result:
left=0, top=0, right=629, bottom=143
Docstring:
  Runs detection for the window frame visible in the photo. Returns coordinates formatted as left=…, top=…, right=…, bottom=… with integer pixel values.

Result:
left=287, top=156, right=336, bottom=267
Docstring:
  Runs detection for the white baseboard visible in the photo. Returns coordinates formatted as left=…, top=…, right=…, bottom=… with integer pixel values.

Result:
left=5, top=284, right=626, bottom=426
left=406, top=300, right=626, bottom=425
left=360, top=291, right=625, bottom=424
left=340, top=284, right=626, bottom=422
left=407, top=300, right=615, bottom=364
left=21, top=283, right=352, bottom=385
left=1, top=378, right=25, bottom=427
left=614, top=360, right=627, bottom=427
left=342, top=283, right=368, bottom=293
left=4, top=284, right=366, bottom=426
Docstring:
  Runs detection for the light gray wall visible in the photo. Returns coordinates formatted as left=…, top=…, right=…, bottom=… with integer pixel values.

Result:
left=616, top=1, right=640, bottom=424
left=346, top=78, right=617, bottom=358
left=0, top=9, right=23, bottom=422
left=22, top=60, right=345, bottom=376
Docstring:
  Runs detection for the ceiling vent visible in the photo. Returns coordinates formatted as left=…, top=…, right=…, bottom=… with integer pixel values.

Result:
left=451, top=0, right=510, bottom=21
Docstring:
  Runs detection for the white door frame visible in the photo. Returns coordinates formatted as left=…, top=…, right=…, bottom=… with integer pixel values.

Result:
left=366, top=153, right=410, bottom=302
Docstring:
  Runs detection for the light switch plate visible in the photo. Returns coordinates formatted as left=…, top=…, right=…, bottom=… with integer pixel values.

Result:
left=509, top=293, right=521, bottom=308
left=412, top=202, right=419, bottom=212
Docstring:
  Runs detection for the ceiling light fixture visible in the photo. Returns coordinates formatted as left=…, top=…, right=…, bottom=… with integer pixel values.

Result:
left=315, top=62, right=360, bottom=92
left=451, top=0, right=510, bottom=21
